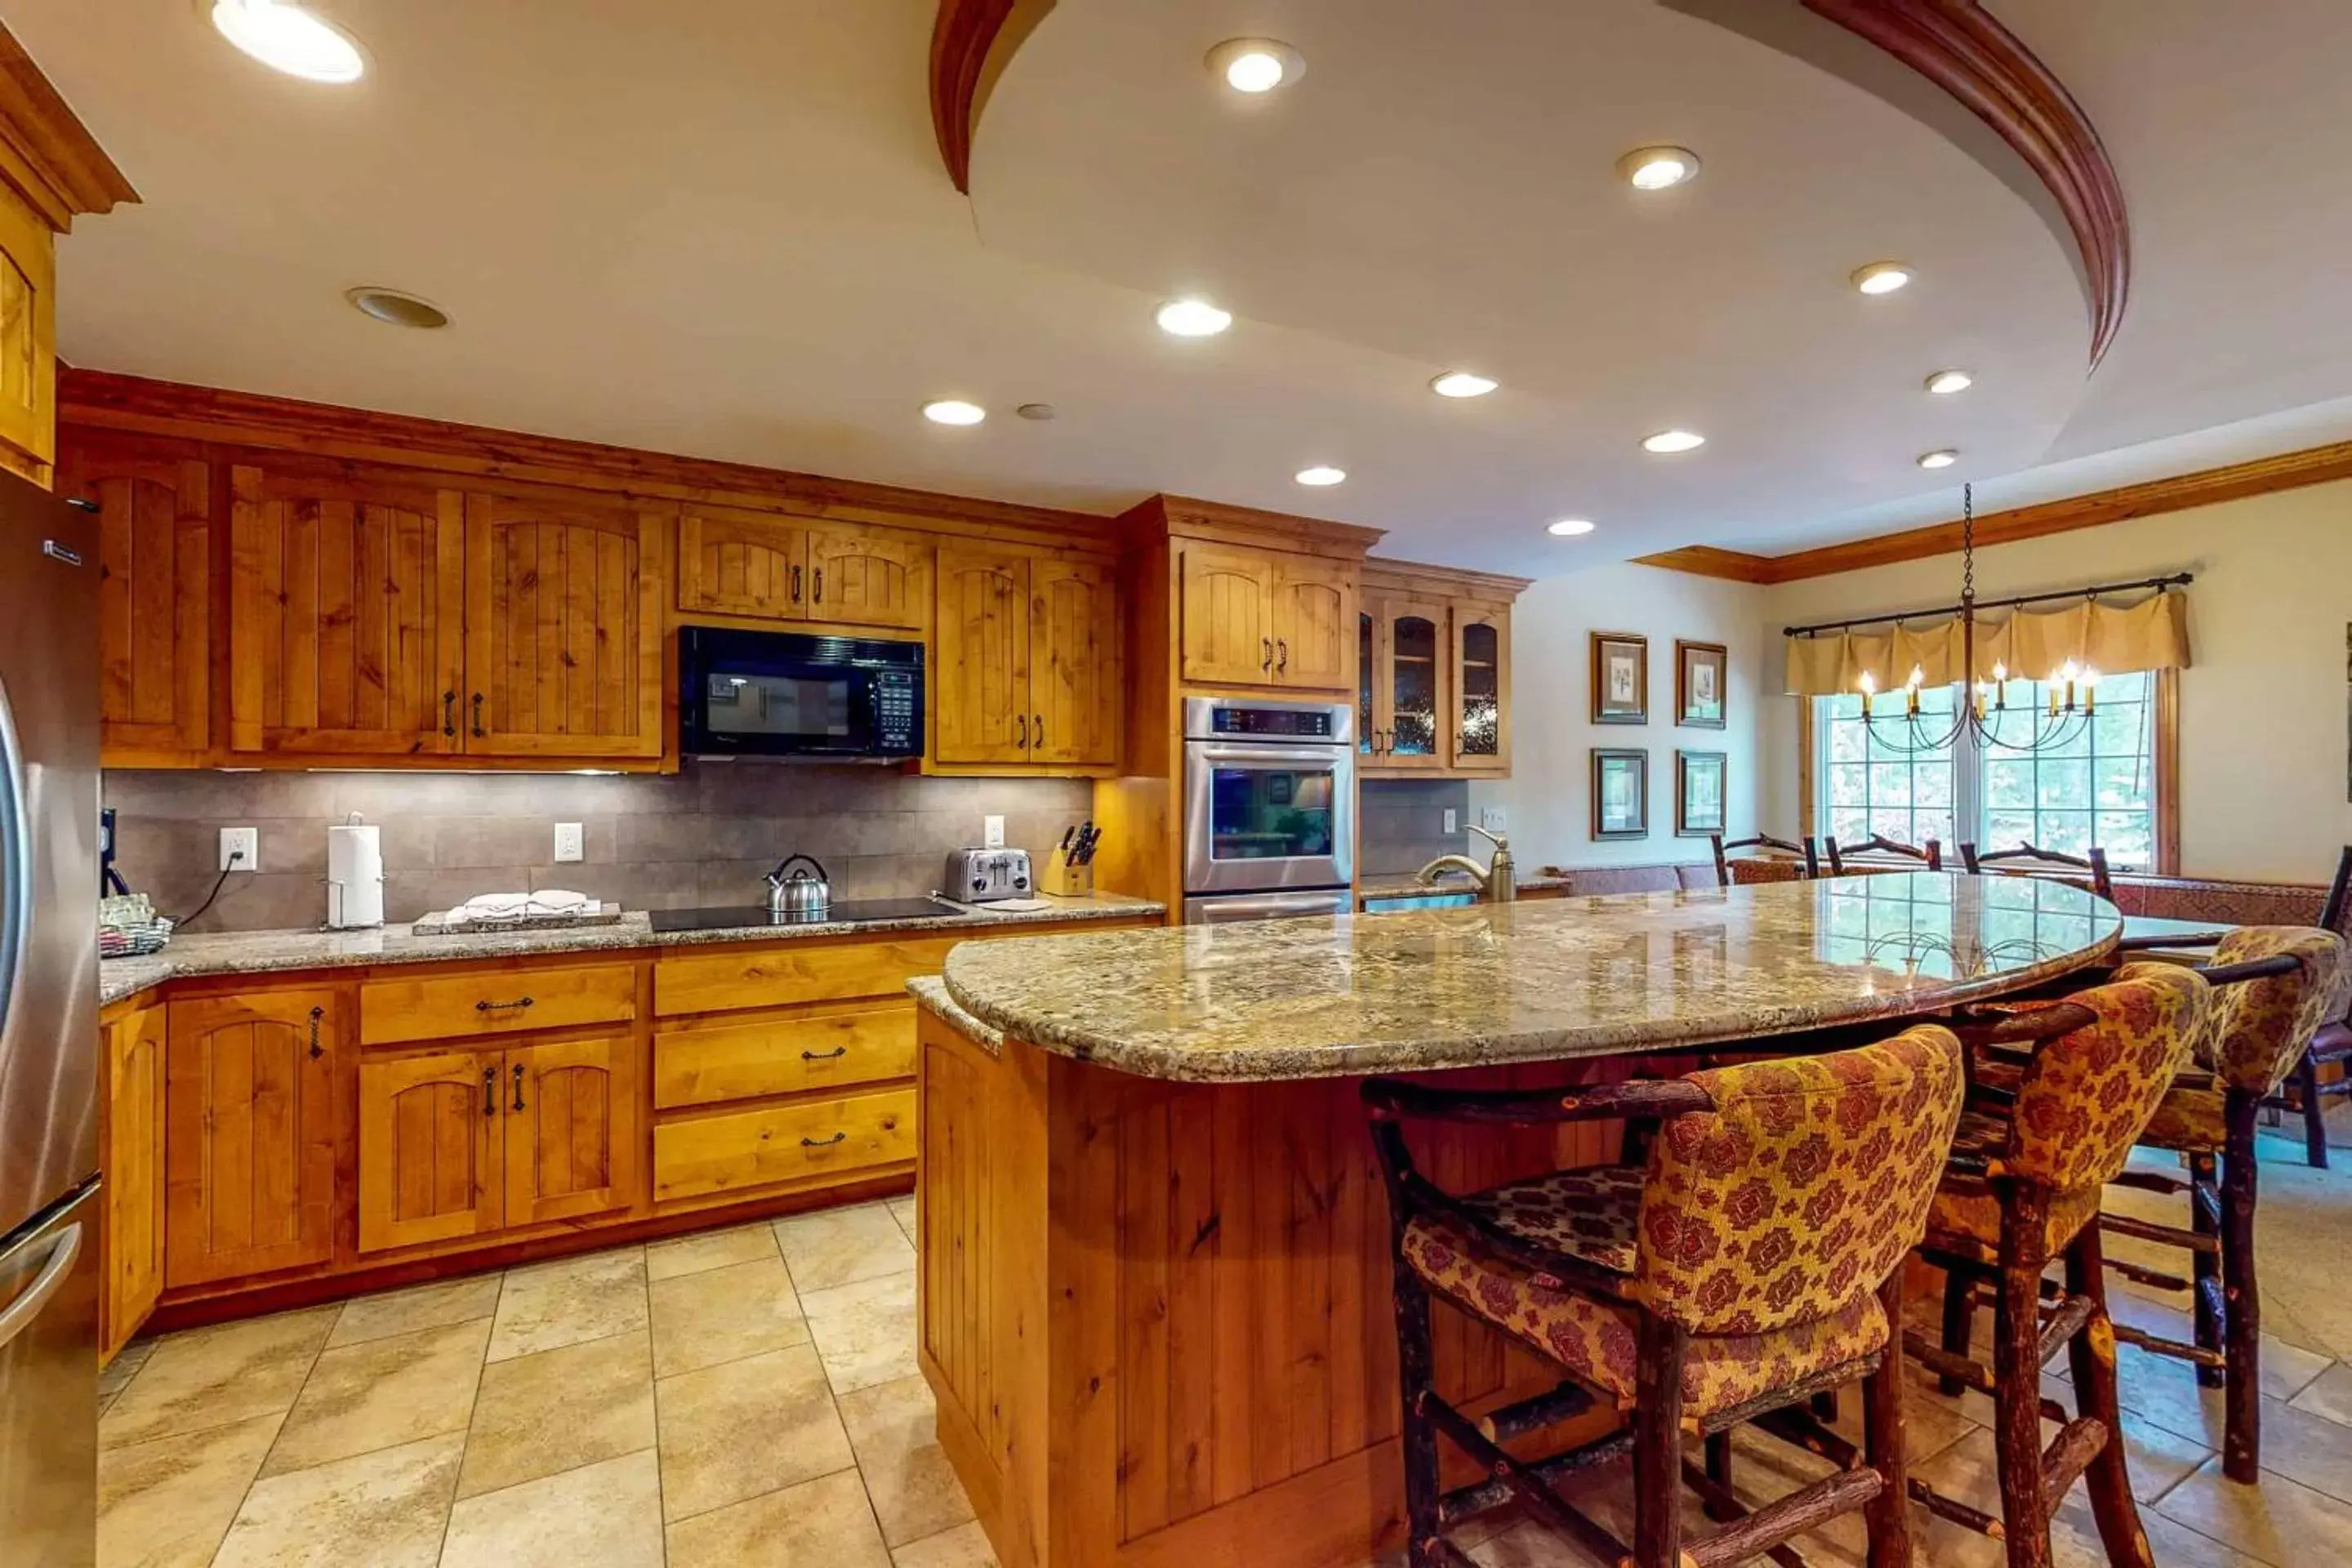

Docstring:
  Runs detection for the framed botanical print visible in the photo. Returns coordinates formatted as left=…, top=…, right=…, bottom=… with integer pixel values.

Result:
left=1676, top=749, right=1727, bottom=838
left=1676, top=639, right=1727, bottom=728
left=1590, top=631, right=1649, bottom=724
left=1591, top=748, right=1649, bottom=840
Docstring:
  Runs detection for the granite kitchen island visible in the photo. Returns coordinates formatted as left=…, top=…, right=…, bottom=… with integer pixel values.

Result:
left=906, top=874, right=2122, bottom=1568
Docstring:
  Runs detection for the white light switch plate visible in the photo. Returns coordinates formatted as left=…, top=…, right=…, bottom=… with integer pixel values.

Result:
left=982, top=815, right=1006, bottom=849
left=220, top=826, right=258, bottom=872
left=1481, top=807, right=1507, bottom=831
left=554, top=822, right=585, bottom=863
left=1442, top=808, right=1458, bottom=834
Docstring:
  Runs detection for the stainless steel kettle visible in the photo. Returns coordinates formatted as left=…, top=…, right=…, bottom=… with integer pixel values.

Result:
left=765, top=854, right=832, bottom=918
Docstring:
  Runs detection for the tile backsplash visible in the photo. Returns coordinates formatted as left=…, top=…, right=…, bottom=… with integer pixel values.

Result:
left=1358, top=778, right=1471, bottom=877
left=105, top=767, right=1094, bottom=933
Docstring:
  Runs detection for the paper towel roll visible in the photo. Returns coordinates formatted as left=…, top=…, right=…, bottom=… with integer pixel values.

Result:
left=327, top=822, right=385, bottom=929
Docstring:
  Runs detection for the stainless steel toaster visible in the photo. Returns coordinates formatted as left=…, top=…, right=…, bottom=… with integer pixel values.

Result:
left=944, top=847, right=1032, bottom=903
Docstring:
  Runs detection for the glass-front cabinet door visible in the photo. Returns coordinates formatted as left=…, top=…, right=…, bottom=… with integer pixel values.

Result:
left=1362, top=595, right=1450, bottom=773
left=1450, top=603, right=1511, bottom=773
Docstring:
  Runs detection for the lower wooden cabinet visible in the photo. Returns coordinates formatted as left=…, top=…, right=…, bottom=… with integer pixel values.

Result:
left=505, top=1034, right=639, bottom=1227
left=652, top=1086, right=914, bottom=1204
left=100, top=1003, right=167, bottom=1360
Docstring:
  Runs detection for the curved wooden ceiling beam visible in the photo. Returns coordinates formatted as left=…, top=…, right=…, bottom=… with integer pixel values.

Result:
left=929, top=0, right=1057, bottom=194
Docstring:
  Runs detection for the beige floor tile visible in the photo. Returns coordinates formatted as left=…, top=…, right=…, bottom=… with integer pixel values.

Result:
left=893, top=1521, right=997, bottom=1568
left=457, top=1326, right=657, bottom=1500
left=2157, top=1455, right=2352, bottom=1566
left=261, top=1316, right=490, bottom=1478
left=647, top=1220, right=781, bottom=1282
left=488, top=1246, right=649, bottom=1361
left=2112, top=1339, right=2338, bottom=1452
left=838, top=1374, right=976, bottom=1547
left=2287, top=1361, right=2352, bottom=1428
left=650, top=1254, right=809, bottom=1377
left=655, top=1341, right=856, bottom=1521
left=889, top=1195, right=917, bottom=1241
left=212, top=1432, right=462, bottom=1568
left=777, top=1201, right=915, bottom=1293
left=98, top=1338, right=158, bottom=1406
left=100, top=1307, right=337, bottom=1449
left=326, top=1272, right=503, bottom=1349
left=801, top=1270, right=920, bottom=1395
left=442, top=1449, right=665, bottom=1568
left=2231, top=1392, right=2352, bottom=1506
left=666, top=1466, right=893, bottom=1567
left=98, top=1410, right=281, bottom=1568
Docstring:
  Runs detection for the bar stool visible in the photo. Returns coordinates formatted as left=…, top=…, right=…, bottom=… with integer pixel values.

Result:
left=1363, top=1024, right=1965, bottom=1568
left=2097, top=926, right=2345, bottom=1481
left=1913, top=964, right=2208, bottom=1568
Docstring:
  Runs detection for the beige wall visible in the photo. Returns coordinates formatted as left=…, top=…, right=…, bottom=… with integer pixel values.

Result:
left=1760, top=477, right=2352, bottom=884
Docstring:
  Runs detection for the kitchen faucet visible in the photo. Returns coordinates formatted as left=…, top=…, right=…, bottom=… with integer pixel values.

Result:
left=1414, top=822, right=1515, bottom=903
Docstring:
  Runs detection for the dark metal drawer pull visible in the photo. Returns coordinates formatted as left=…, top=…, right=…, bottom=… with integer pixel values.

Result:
left=308, top=1005, right=325, bottom=1060
left=801, top=1131, right=848, bottom=1148
left=483, top=1067, right=497, bottom=1118
left=802, top=1046, right=849, bottom=1061
left=442, top=691, right=457, bottom=738
left=475, top=996, right=535, bottom=1013
left=512, top=1063, right=527, bottom=1112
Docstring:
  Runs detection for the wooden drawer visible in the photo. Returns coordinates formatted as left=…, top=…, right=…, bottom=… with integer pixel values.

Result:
left=360, top=963, right=636, bottom=1045
left=654, top=1001, right=916, bottom=1110
left=653, top=1087, right=915, bottom=1202
left=653, top=937, right=956, bottom=1018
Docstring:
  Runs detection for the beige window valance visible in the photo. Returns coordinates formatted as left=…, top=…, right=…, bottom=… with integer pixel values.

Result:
left=1783, top=589, right=2189, bottom=698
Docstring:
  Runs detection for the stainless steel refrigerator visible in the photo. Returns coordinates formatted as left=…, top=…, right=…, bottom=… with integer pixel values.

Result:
left=0, top=468, right=100, bottom=1566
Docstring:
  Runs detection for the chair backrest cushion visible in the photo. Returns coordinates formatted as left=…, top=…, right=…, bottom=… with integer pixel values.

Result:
left=2199, top=926, right=2348, bottom=1092
left=2004, top=963, right=2207, bottom=1191
left=1633, top=1024, right=1965, bottom=1336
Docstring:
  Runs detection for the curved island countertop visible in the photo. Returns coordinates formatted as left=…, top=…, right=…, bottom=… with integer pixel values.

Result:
left=936, top=871, right=2123, bottom=1082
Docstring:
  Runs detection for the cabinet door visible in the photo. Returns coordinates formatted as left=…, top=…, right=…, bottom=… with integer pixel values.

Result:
left=1029, top=556, right=1119, bottom=765
left=678, top=510, right=806, bottom=621
left=357, top=1049, right=502, bottom=1253
left=0, top=189, right=56, bottom=485
left=804, top=525, right=928, bottom=630
left=1451, top=603, right=1512, bottom=773
left=229, top=466, right=467, bottom=757
left=1272, top=557, right=1354, bottom=690
left=1368, top=595, right=1450, bottom=772
left=65, top=445, right=210, bottom=764
left=934, top=548, right=1031, bottom=763
left=100, top=1005, right=167, bottom=1360
left=504, top=1032, right=639, bottom=1227
left=1178, top=545, right=1276, bottom=686
left=163, top=990, right=338, bottom=1288
left=463, top=495, right=665, bottom=757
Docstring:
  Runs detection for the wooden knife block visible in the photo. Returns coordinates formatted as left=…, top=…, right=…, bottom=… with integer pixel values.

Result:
left=1040, top=849, right=1093, bottom=898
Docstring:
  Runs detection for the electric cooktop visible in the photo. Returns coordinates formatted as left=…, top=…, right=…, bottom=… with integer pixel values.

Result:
left=646, top=898, right=956, bottom=933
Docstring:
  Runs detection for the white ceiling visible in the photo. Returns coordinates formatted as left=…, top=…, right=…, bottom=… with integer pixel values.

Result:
left=14, top=0, right=2352, bottom=572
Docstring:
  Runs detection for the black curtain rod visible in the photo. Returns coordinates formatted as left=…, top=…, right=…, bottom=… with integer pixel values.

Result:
left=1782, top=572, right=2194, bottom=639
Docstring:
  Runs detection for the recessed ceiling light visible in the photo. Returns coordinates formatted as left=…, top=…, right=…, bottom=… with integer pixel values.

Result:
left=922, top=399, right=987, bottom=426
left=345, top=287, right=448, bottom=328
left=1156, top=298, right=1232, bottom=337
left=1918, top=448, right=1959, bottom=470
left=1852, top=261, right=1914, bottom=296
left=1430, top=372, right=1499, bottom=399
left=1547, top=519, right=1597, bottom=537
left=1925, top=368, right=1974, bottom=395
left=1205, top=38, right=1305, bottom=94
left=1642, top=429, right=1706, bottom=455
left=1616, top=146, right=1700, bottom=190
left=1015, top=403, right=1057, bottom=421
left=207, top=0, right=366, bottom=82
left=1294, top=466, right=1347, bottom=487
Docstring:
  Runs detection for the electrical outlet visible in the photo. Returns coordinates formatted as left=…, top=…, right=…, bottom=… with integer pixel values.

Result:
left=553, top=822, right=585, bottom=863
left=1481, top=807, right=1507, bottom=831
left=982, top=814, right=1006, bottom=849
left=1442, top=808, right=1458, bottom=834
left=219, top=826, right=258, bottom=872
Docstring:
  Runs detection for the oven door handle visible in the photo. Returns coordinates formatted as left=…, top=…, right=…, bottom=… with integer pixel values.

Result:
left=1187, top=741, right=1352, bottom=771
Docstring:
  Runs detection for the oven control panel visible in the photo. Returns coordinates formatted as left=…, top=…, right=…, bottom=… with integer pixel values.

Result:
left=1185, top=697, right=1353, bottom=743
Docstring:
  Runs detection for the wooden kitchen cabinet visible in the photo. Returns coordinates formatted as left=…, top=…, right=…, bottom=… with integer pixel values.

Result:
left=227, top=464, right=467, bottom=757
left=678, top=508, right=808, bottom=621
left=804, top=524, right=928, bottom=630
left=1027, top=555, right=1118, bottom=764
left=0, top=186, right=57, bottom=486
left=462, top=492, right=666, bottom=758
left=1358, top=592, right=1451, bottom=773
left=357, top=1047, right=502, bottom=1254
left=1178, top=543, right=1279, bottom=685
left=100, top=1003, right=166, bottom=1360
left=1272, top=555, right=1353, bottom=689
left=163, top=989, right=339, bottom=1289
left=1450, top=602, right=1512, bottom=773
left=503, top=1031, right=638, bottom=1227
left=934, top=546, right=1119, bottom=768
left=63, top=443, right=211, bottom=766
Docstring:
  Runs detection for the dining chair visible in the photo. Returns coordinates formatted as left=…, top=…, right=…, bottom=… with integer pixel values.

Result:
left=1824, top=833, right=1944, bottom=874
left=2258, top=846, right=2352, bottom=1166
left=1913, top=963, right=2208, bottom=1568
left=1708, top=832, right=1819, bottom=886
left=2096, top=926, right=2345, bottom=1481
left=1363, top=1026, right=1965, bottom=1568
left=1958, top=840, right=2117, bottom=902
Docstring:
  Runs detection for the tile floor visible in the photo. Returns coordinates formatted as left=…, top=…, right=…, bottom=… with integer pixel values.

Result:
left=94, top=1112, right=2352, bottom=1567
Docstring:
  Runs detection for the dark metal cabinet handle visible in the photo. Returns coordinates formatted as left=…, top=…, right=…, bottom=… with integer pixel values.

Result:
left=483, top=1067, right=497, bottom=1118
left=308, top=1005, right=325, bottom=1060
left=801, top=1130, right=849, bottom=1148
left=813, top=567, right=823, bottom=603
left=442, top=692, right=457, bottom=738
left=475, top=996, right=536, bottom=1013
left=1262, top=636, right=1273, bottom=670
left=511, top=1063, right=526, bottom=1113
left=1033, top=713, right=1045, bottom=749
left=801, top=1046, right=849, bottom=1062
left=1277, top=638, right=1289, bottom=674
left=470, top=693, right=485, bottom=737
left=791, top=564, right=804, bottom=603
left=1016, top=714, right=1028, bottom=748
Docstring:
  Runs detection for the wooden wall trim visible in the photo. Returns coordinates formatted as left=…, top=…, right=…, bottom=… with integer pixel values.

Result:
left=1637, top=435, right=2352, bottom=586
left=0, top=23, right=138, bottom=230
left=929, top=0, right=1057, bottom=194
left=1362, top=555, right=1534, bottom=603
left=1122, top=493, right=1388, bottom=556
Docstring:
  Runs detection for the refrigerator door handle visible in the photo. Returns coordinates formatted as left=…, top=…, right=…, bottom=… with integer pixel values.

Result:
left=0, top=1220, right=79, bottom=1351
left=0, top=669, right=30, bottom=1043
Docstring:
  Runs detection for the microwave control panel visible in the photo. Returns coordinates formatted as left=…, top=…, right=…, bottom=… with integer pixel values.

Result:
left=875, top=669, right=918, bottom=752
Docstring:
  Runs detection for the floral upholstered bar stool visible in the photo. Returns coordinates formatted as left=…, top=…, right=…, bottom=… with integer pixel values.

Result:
left=1912, top=964, right=2209, bottom=1568
left=2096, top=926, right=2345, bottom=1481
left=1362, top=1024, right=1966, bottom=1568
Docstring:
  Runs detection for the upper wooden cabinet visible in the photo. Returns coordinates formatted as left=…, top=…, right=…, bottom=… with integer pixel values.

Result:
left=804, top=524, right=927, bottom=630
left=679, top=510, right=929, bottom=632
left=464, top=493, right=666, bottom=758
left=0, top=189, right=56, bottom=486
left=1356, top=562, right=1530, bottom=779
left=934, top=546, right=1119, bottom=768
left=1029, top=556, right=1118, bottom=765
left=63, top=443, right=209, bottom=765
left=1451, top=603, right=1512, bottom=773
left=1178, top=542, right=1355, bottom=692
left=1272, top=556, right=1353, bottom=689
left=228, top=465, right=466, bottom=758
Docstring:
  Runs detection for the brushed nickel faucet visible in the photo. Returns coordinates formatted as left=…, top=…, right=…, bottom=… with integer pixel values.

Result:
left=1414, top=822, right=1515, bottom=903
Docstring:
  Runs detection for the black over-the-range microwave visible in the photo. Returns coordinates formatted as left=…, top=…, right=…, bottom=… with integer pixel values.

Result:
left=678, top=626, right=924, bottom=760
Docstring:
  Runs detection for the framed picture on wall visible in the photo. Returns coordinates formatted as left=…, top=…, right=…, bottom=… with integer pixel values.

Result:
left=1590, top=632, right=1649, bottom=724
left=1591, top=748, right=1649, bottom=840
left=1676, top=640, right=1727, bottom=728
left=1676, top=750, right=1727, bottom=837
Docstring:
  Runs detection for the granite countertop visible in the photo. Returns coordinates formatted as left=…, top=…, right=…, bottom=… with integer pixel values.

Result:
left=1355, top=871, right=1572, bottom=901
left=100, top=893, right=1164, bottom=1005
left=937, top=872, right=2122, bottom=1083
left=909, top=975, right=1004, bottom=1055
